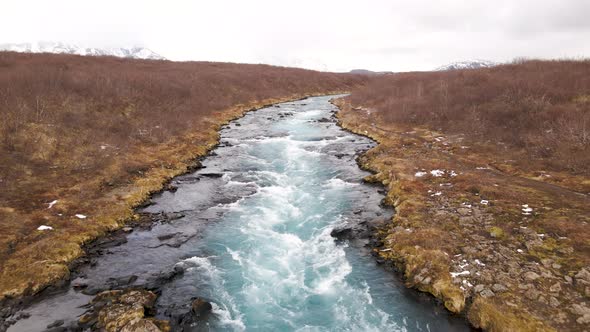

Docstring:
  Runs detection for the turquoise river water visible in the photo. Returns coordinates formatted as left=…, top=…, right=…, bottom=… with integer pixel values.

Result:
left=8, top=95, right=469, bottom=331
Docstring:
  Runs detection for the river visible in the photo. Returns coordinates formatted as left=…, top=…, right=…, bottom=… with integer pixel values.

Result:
left=9, top=95, right=469, bottom=331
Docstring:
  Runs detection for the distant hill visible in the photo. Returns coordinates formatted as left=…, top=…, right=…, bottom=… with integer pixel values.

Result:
left=349, top=69, right=392, bottom=75
left=0, top=41, right=165, bottom=60
left=435, top=60, right=497, bottom=71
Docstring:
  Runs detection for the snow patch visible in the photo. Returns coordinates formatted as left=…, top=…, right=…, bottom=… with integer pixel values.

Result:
left=37, top=225, right=53, bottom=231
left=430, top=169, right=445, bottom=177
left=521, top=204, right=533, bottom=215
left=451, top=271, right=470, bottom=278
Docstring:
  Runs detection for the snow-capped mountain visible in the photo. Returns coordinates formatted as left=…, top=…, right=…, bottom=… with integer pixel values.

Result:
left=435, top=60, right=497, bottom=71
left=0, top=42, right=165, bottom=60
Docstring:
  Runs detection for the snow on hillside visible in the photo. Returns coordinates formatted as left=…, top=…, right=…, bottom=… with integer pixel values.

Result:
left=0, top=42, right=165, bottom=60
left=435, top=60, right=497, bottom=71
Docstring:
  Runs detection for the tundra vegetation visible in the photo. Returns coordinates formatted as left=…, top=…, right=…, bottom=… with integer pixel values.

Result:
left=0, top=52, right=365, bottom=301
left=336, top=59, right=590, bottom=331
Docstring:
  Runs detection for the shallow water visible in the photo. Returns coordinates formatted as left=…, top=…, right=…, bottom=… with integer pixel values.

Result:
left=9, top=95, right=469, bottom=331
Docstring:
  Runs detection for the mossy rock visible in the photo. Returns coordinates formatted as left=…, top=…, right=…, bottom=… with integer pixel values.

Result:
left=489, top=226, right=504, bottom=239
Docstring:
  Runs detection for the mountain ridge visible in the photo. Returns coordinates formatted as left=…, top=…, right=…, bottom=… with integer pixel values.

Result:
left=435, top=59, right=497, bottom=71
left=0, top=41, right=165, bottom=60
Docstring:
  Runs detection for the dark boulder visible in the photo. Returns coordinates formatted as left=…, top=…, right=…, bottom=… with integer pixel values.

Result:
left=46, top=319, right=64, bottom=329
left=191, top=298, right=212, bottom=317
left=331, top=227, right=353, bottom=241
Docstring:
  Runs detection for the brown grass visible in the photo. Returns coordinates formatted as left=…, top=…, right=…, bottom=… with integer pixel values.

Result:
left=0, top=51, right=365, bottom=299
left=349, top=60, right=590, bottom=174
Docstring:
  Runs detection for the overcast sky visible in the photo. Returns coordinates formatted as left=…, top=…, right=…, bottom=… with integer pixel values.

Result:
left=2, top=0, right=589, bottom=72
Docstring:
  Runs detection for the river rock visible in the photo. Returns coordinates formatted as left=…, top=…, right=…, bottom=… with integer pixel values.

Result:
left=201, top=173, right=224, bottom=178
left=71, top=277, right=89, bottom=289
left=571, top=304, right=590, bottom=316
left=157, top=233, right=179, bottom=241
left=117, top=289, right=157, bottom=308
left=94, top=233, right=128, bottom=249
left=480, top=289, right=495, bottom=298
left=80, top=289, right=162, bottom=332
left=191, top=298, right=213, bottom=317
left=98, top=303, right=145, bottom=332
left=144, top=266, right=185, bottom=291
left=525, top=288, right=540, bottom=300
left=330, top=226, right=352, bottom=240
left=571, top=304, right=590, bottom=324
left=491, top=284, right=507, bottom=293
left=120, top=319, right=164, bottom=332
left=368, top=238, right=384, bottom=247
left=152, top=232, right=196, bottom=248
left=163, top=212, right=185, bottom=222
left=549, top=282, right=562, bottom=293
left=523, top=271, right=540, bottom=281
left=473, top=284, right=485, bottom=293
left=578, top=315, right=590, bottom=325
left=81, top=284, right=108, bottom=296
left=170, top=298, right=214, bottom=330
left=165, top=184, right=178, bottom=192
left=107, top=275, right=139, bottom=289
left=46, top=319, right=64, bottom=329
left=575, top=268, right=590, bottom=284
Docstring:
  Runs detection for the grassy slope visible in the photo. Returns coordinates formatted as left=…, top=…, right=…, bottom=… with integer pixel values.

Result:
left=0, top=52, right=366, bottom=300
left=335, top=60, right=590, bottom=331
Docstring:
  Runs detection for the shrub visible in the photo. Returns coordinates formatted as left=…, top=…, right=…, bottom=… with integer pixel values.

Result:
left=349, top=59, right=590, bottom=173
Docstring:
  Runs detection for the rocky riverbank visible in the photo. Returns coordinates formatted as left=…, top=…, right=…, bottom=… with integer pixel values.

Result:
left=334, top=97, right=590, bottom=332
left=0, top=92, right=349, bottom=330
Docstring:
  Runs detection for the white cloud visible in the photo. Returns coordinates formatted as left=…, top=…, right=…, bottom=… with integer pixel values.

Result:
left=1, top=0, right=589, bottom=72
